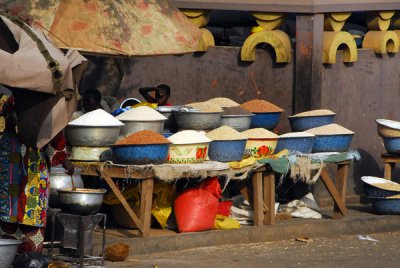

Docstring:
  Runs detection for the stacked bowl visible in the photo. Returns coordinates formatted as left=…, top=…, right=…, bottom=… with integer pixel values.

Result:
left=376, top=119, right=400, bottom=154
left=361, top=176, right=400, bottom=214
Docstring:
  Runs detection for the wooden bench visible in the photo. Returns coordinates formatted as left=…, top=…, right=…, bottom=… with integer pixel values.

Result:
left=382, top=153, right=400, bottom=180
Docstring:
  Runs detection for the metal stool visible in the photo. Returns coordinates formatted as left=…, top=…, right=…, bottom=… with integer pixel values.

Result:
left=49, top=211, right=106, bottom=267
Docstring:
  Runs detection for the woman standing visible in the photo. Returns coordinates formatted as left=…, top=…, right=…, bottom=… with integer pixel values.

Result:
left=0, top=96, right=73, bottom=253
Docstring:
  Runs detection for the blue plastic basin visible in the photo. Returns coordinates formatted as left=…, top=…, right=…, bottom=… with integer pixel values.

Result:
left=208, top=140, right=246, bottom=162
left=312, top=134, right=353, bottom=152
left=111, top=143, right=170, bottom=165
left=288, top=115, right=335, bottom=132
left=275, top=136, right=314, bottom=154
left=370, top=197, right=400, bottom=214
left=383, top=137, right=400, bottom=154
left=250, top=112, right=281, bottom=130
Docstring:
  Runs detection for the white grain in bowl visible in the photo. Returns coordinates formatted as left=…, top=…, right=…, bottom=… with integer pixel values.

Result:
left=307, top=123, right=354, bottom=135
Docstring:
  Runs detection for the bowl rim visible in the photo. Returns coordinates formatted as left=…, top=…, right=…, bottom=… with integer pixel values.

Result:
left=287, top=113, right=336, bottom=118
left=221, top=114, right=254, bottom=118
left=313, top=133, right=354, bottom=137
left=173, top=110, right=222, bottom=115
left=119, top=119, right=167, bottom=122
left=246, top=138, right=279, bottom=141
left=57, top=188, right=107, bottom=194
left=251, top=111, right=282, bottom=115
left=67, top=124, right=124, bottom=127
left=211, top=139, right=248, bottom=142
left=0, top=239, right=23, bottom=245
left=376, top=119, right=400, bottom=131
left=111, top=143, right=171, bottom=148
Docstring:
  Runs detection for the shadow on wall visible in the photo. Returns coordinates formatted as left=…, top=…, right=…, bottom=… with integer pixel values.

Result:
left=352, top=149, right=382, bottom=195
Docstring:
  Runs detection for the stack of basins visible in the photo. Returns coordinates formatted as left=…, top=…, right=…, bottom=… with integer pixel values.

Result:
left=376, top=119, right=400, bottom=154
left=361, top=176, right=400, bottom=214
left=285, top=109, right=354, bottom=153
left=62, top=109, right=124, bottom=215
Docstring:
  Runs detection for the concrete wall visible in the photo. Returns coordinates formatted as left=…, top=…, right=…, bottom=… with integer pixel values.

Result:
left=119, top=45, right=400, bottom=206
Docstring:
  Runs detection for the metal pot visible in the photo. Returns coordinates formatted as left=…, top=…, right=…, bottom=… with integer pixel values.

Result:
left=120, top=120, right=166, bottom=136
left=173, top=110, right=221, bottom=130
left=157, top=106, right=183, bottom=132
left=57, top=188, right=106, bottom=215
left=220, top=114, right=254, bottom=132
left=0, top=239, right=22, bottom=268
left=66, top=125, right=122, bottom=147
left=49, top=166, right=84, bottom=208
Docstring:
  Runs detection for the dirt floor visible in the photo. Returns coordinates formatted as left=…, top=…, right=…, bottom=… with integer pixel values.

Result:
left=105, top=231, right=400, bottom=268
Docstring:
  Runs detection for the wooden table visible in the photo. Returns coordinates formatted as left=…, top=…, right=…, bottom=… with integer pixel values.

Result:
left=381, top=153, right=400, bottom=180
left=72, top=161, right=276, bottom=237
left=319, top=160, right=350, bottom=219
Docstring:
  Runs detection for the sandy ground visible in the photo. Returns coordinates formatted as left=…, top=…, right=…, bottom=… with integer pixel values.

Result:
left=105, top=231, right=400, bottom=268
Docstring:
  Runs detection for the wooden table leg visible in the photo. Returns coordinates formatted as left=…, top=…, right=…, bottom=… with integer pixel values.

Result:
left=320, top=168, right=347, bottom=217
left=139, top=178, right=154, bottom=237
left=333, top=163, right=349, bottom=219
left=252, top=171, right=264, bottom=226
left=101, top=173, right=142, bottom=230
left=384, top=162, right=394, bottom=180
left=263, top=171, right=275, bottom=225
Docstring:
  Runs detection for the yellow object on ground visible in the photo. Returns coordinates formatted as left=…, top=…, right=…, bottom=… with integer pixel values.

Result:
left=103, top=182, right=174, bottom=229
left=214, top=215, right=241, bottom=230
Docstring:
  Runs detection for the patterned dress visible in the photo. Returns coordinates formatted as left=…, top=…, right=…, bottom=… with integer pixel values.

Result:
left=0, top=132, right=67, bottom=253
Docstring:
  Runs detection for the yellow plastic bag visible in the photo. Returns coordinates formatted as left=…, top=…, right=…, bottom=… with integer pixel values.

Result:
left=131, top=102, right=158, bottom=109
left=214, top=215, right=241, bottom=230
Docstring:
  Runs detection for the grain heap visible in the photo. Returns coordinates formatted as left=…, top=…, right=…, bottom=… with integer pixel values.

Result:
left=291, top=109, right=335, bottom=117
left=68, top=109, right=124, bottom=126
left=206, top=126, right=246, bottom=141
left=186, top=101, right=223, bottom=112
left=307, top=123, right=354, bottom=135
left=222, top=106, right=252, bottom=116
left=168, top=130, right=211, bottom=144
left=240, top=99, right=284, bottom=113
left=116, top=106, right=167, bottom=121
left=207, top=97, right=239, bottom=107
left=115, top=130, right=170, bottom=145
left=242, top=128, right=279, bottom=139
left=280, top=132, right=315, bottom=138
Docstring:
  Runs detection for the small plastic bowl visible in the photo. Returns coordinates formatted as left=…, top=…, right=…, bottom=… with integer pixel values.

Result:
left=288, top=114, right=335, bottom=132
left=208, top=140, right=247, bottom=162
left=250, top=112, right=281, bottom=130
left=312, top=134, right=353, bottom=153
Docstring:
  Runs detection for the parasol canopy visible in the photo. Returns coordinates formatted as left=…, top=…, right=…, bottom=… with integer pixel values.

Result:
left=3, top=0, right=202, bottom=56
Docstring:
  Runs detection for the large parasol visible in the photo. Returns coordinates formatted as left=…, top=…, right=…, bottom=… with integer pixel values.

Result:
left=3, top=0, right=202, bottom=56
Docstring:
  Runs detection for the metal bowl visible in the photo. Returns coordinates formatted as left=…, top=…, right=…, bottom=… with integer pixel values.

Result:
left=66, top=125, right=122, bottom=147
left=157, top=106, right=183, bottom=132
left=250, top=112, right=281, bottom=130
left=275, top=136, right=315, bottom=154
left=312, top=134, right=353, bottom=152
left=370, top=197, right=400, bottom=214
left=173, top=110, right=221, bottom=130
left=361, top=176, right=400, bottom=198
left=376, top=119, right=400, bottom=138
left=69, top=146, right=112, bottom=161
left=49, top=166, right=84, bottom=208
left=208, top=140, right=247, bottom=162
left=288, top=114, right=335, bottom=132
left=383, top=137, right=400, bottom=154
left=57, top=188, right=107, bottom=215
left=111, top=143, right=170, bottom=165
left=119, top=120, right=166, bottom=136
left=220, top=114, right=254, bottom=132
left=0, top=239, right=22, bottom=268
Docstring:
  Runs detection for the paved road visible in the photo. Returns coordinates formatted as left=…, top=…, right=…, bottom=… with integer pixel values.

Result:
left=106, top=231, right=400, bottom=268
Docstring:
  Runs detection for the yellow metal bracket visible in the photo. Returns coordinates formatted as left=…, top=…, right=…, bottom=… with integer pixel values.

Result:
left=324, top=12, right=351, bottom=32
left=181, top=9, right=214, bottom=51
left=323, top=31, right=357, bottom=64
left=362, top=31, right=399, bottom=54
left=241, top=30, right=291, bottom=62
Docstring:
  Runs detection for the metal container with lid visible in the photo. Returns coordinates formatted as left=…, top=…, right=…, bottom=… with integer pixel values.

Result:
left=49, top=166, right=84, bottom=208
